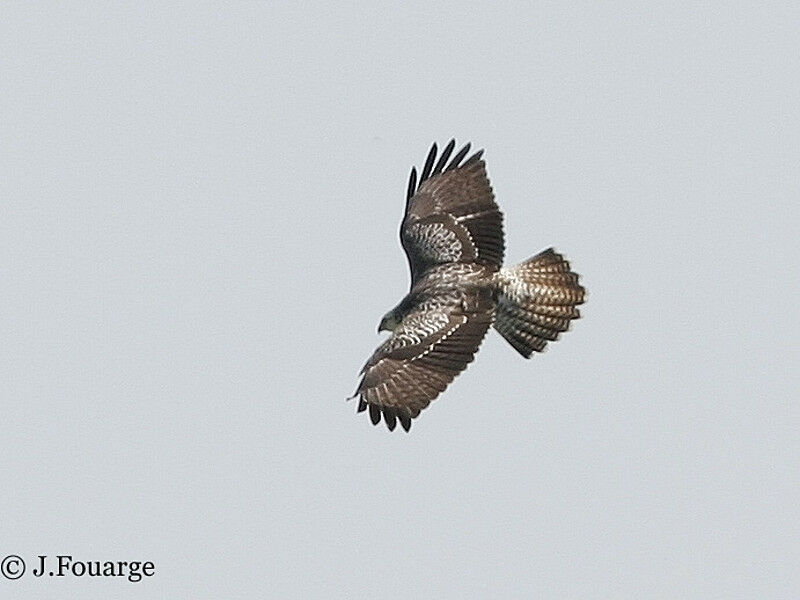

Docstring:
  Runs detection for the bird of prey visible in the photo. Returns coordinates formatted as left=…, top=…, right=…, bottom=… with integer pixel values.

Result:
left=351, top=140, right=586, bottom=432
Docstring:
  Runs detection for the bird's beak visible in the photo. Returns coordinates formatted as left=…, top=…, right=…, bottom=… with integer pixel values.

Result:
left=378, top=316, right=392, bottom=333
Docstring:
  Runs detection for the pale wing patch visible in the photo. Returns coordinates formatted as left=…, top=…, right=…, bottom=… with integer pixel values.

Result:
left=385, top=311, right=451, bottom=352
left=405, top=222, right=463, bottom=263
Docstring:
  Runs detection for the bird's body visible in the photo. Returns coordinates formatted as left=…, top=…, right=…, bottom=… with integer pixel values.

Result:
left=352, top=141, right=586, bottom=431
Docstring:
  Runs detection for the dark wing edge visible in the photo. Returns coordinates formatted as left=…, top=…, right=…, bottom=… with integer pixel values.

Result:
left=351, top=305, right=493, bottom=432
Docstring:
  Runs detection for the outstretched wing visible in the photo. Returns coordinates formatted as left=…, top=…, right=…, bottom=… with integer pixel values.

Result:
left=401, top=140, right=505, bottom=286
left=353, top=295, right=494, bottom=432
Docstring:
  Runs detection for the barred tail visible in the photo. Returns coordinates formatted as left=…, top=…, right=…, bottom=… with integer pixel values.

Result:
left=493, top=248, right=586, bottom=358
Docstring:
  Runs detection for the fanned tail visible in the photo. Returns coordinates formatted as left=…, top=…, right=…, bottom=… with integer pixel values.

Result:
left=493, top=248, right=586, bottom=358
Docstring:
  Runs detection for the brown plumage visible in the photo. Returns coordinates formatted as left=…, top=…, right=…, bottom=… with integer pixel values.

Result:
left=351, top=141, right=586, bottom=432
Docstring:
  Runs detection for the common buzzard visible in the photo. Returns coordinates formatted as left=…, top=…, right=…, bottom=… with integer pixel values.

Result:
left=351, top=140, right=586, bottom=432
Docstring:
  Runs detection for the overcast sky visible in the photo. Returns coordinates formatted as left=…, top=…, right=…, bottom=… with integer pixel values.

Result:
left=2, top=3, right=799, bottom=598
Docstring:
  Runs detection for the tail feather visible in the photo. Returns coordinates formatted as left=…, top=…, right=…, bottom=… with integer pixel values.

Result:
left=493, top=248, right=586, bottom=358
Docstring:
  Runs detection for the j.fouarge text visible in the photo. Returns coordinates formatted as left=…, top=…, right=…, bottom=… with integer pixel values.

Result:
left=32, top=555, right=154, bottom=582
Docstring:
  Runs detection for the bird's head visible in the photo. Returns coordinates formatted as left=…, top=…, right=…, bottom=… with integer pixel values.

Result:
left=378, top=309, right=402, bottom=333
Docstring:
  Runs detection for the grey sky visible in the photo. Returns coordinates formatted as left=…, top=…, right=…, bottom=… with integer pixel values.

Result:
left=2, top=3, right=798, bottom=598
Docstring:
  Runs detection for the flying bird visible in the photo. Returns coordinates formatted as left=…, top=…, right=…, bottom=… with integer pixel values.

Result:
left=351, top=140, right=586, bottom=432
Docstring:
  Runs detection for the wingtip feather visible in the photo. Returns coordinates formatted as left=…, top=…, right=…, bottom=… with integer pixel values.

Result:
left=432, top=139, right=456, bottom=176
left=383, top=407, right=397, bottom=431
left=407, top=167, right=418, bottom=202
left=420, top=142, right=438, bottom=182
left=369, top=403, right=381, bottom=425
left=464, top=149, right=484, bottom=166
left=398, top=411, right=412, bottom=432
